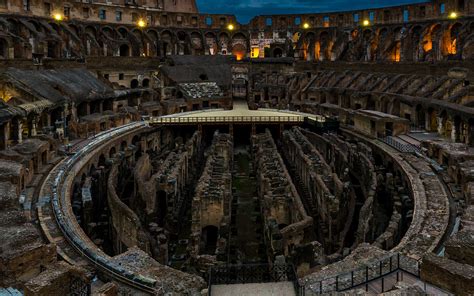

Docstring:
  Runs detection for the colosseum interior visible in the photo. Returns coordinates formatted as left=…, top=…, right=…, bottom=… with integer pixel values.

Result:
left=0, top=0, right=474, bottom=295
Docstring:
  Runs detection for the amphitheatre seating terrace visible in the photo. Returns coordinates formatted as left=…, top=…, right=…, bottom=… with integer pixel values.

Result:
left=0, top=0, right=474, bottom=295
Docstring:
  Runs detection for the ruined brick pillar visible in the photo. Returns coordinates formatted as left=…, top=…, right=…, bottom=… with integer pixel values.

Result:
left=16, top=118, right=23, bottom=143
left=30, top=116, right=37, bottom=137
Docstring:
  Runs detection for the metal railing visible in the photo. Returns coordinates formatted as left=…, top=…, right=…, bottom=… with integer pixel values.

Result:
left=48, top=122, right=162, bottom=294
left=149, top=116, right=305, bottom=125
left=208, top=263, right=305, bottom=296
left=379, top=135, right=422, bottom=154
left=304, top=253, right=420, bottom=294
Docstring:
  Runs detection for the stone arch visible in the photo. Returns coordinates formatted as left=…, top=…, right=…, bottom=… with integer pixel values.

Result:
left=161, top=30, right=174, bottom=56
left=85, top=25, right=97, bottom=38
left=48, top=22, right=62, bottom=36
left=190, top=31, right=204, bottom=55
left=0, top=37, right=8, bottom=58
left=300, top=31, right=315, bottom=61
left=204, top=31, right=218, bottom=55
left=427, top=107, right=438, bottom=132
left=142, top=78, right=150, bottom=87
left=218, top=32, right=230, bottom=54
left=28, top=20, right=43, bottom=34
left=98, top=154, right=106, bottom=168
left=319, top=31, right=331, bottom=61
left=101, top=26, right=115, bottom=39
left=47, top=40, right=60, bottom=58
left=273, top=47, right=283, bottom=57
left=201, top=225, right=218, bottom=254
left=84, top=26, right=100, bottom=56
left=468, top=118, right=474, bottom=146
left=6, top=18, right=19, bottom=35
left=231, top=32, right=247, bottom=60
left=415, top=104, right=425, bottom=129
left=444, top=22, right=462, bottom=58
left=119, top=44, right=130, bottom=57
left=130, top=79, right=139, bottom=89
left=146, top=29, right=160, bottom=41
left=109, top=146, right=116, bottom=159
left=117, top=27, right=129, bottom=39
left=439, top=110, right=450, bottom=137
left=89, top=164, right=96, bottom=176
left=453, top=115, right=463, bottom=142
left=67, top=24, right=81, bottom=37
left=425, top=24, right=442, bottom=61
left=176, top=31, right=191, bottom=55
left=120, top=140, right=127, bottom=151
left=146, top=29, right=160, bottom=57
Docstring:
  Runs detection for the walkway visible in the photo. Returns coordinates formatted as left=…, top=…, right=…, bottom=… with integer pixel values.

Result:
left=352, top=271, right=452, bottom=295
left=211, top=282, right=296, bottom=296
left=229, top=147, right=266, bottom=264
left=150, top=101, right=312, bottom=125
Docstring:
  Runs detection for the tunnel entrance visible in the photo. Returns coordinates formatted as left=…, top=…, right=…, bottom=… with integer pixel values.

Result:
left=201, top=225, right=218, bottom=255
left=157, top=191, right=167, bottom=227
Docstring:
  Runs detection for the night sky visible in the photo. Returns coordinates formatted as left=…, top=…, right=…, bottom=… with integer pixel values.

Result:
left=196, top=0, right=428, bottom=23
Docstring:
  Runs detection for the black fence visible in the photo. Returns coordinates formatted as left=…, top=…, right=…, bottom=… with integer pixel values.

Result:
left=303, top=253, right=420, bottom=294
left=208, top=263, right=304, bottom=295
left=379, top=136, right=422, bottom=154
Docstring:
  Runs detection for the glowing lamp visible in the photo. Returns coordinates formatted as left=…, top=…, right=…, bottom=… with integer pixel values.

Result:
left=449, top=12, right=458, bottom=19
left=303, top=23, right=310, bottom=29
left=137, top=19, right=146, bottom=28
left=53, top=14, right=63, bottom=21
left=227, top=24, right=235, bottom=31
left=362, top=20, right=370, bottom=26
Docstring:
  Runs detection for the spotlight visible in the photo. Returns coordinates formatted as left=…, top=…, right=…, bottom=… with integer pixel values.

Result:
left=227, top=24, right=235, bottom=31
left=362, top=20, right=370, bottom=26
left=53, top=14, right=63, bottom=21
left=449, top=12, right=458, bottom=19
left=137, top=19, right=146, bottom=28
left=303, top=23, right=310, bottom=29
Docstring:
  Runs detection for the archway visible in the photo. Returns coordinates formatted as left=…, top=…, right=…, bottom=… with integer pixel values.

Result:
left=468, top=118, right=474, bottom=146
left=427, top=108, right=437, bottom=132
left=201, top=225, right=218, bottom=254
left=120, top=140, right=127, bottom=151
left=98, top=154, right=106, bottom=168
left=130, top=79, right=139, bottom=89
left=156, top=191, right=167, bottom=227
left=0, top=38, right=7, bottom=58
left=205, top=32, right=218, bottom=55
left=47, top=41, right=59, bottom=58
left=119, top=44, right=130, bottom=57
left=415, top=105, right=425, bottom=129
left=273, top=47, right=283, bottom=57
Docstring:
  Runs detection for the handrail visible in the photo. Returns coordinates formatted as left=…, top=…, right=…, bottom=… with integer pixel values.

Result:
left=304, top=252, right=421, bottom=294
left=378, top=134, right=422, bottom=154
left=208, top=263, right=305, bottom=295
left=48, top=122, right=161, bottom=294
left=149, top=115, right=305, bottom=125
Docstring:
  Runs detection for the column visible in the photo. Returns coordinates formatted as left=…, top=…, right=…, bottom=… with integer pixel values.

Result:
left=31, top=116, right=37, bottom=137
left=437, top=116, right=443, bottom=135
left=425, top=111, right=431, bottom=131
left=17, top=118, right=23, bottom=143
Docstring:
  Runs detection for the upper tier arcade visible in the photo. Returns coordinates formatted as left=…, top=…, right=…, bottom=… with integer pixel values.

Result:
left=0, top=0, right=473, bottom=62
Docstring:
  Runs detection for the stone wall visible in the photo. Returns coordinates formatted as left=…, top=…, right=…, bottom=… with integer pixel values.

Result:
left=421, top=253, right=474, bottom=296
left=253, top=129, right=313, bottom=260
left=282, top=127, right=352, bottom=254
left=190, top=131, right=233, bottom=260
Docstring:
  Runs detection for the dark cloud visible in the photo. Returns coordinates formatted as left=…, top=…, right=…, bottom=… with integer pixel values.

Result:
left=196, top=0, right=427, bottom=23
